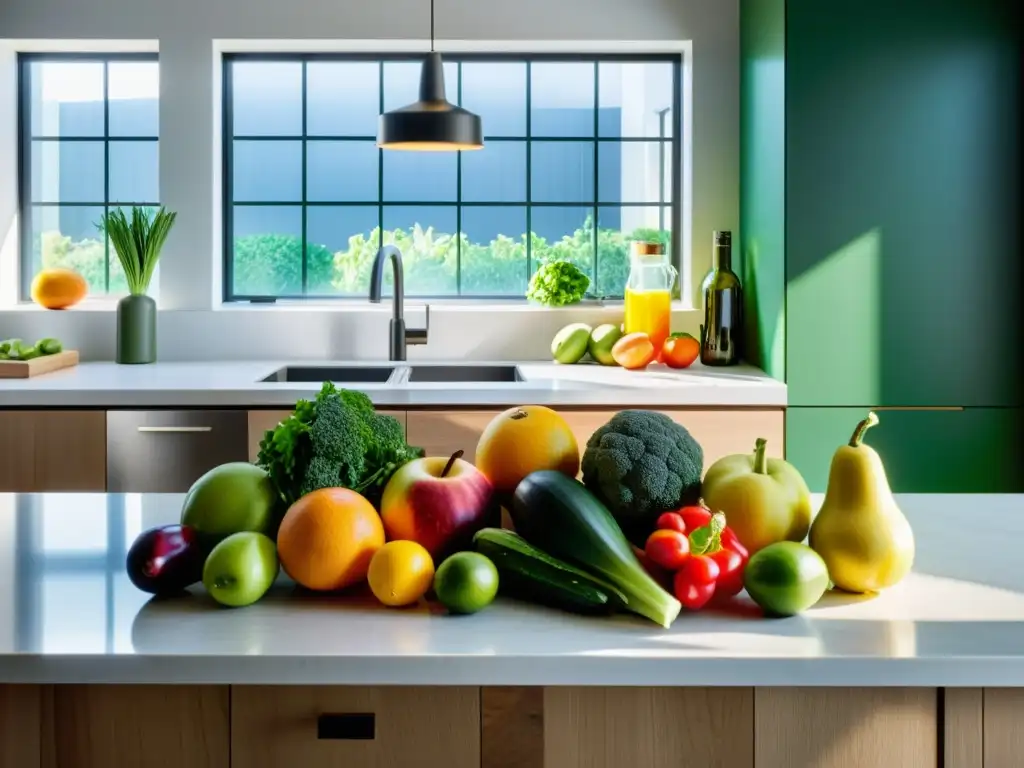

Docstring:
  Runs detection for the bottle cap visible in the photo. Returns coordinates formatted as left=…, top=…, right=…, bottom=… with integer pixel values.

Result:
left=630, top=240, right=664, bottom=256
left=714, top=231, right=732, bottom=247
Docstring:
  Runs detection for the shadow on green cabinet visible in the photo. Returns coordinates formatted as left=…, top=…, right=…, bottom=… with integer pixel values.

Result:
left=786, top=407, right=1024, bottom=493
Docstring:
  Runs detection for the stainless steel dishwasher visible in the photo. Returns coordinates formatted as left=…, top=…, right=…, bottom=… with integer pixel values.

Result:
left=106, top=410, right=249, bottom=493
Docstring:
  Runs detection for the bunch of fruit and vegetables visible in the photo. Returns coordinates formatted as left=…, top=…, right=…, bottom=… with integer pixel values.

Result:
left=550, top=320, right=699, bottom=370
left=124, top=385, right=915, bottom=627
left=0, top=337, right=63, bottom=361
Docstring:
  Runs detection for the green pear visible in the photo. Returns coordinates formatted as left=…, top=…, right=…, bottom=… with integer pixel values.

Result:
left=202, top=532, right=279, bottom=608
left=808, top=412, right=915, bottom=593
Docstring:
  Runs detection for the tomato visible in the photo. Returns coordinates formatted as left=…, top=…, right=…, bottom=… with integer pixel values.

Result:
left=661, top=333, right=700, bottom=369
left=677, top=504, right=747, bottom=557
left=673, top=555, right=721, bottom=610
left=710, top=547, right=746, bottom=597
left=655, top=512, right=687, bottom=535
left=644, top=529, right=690, bottom=571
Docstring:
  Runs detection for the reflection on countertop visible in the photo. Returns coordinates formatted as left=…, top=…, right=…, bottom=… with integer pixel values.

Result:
left=1, top=492, right=1023, bottom=686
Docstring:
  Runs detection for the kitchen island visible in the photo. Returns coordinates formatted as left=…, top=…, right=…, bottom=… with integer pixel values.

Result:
left=1, top=492, right=1021, bottom=767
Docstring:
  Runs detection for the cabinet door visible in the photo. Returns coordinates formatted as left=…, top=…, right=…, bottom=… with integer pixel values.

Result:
left=984, top=689, right=1024, bottom=768
left=785, top=0, right=1021, bottom=408
left=0, top=685, right=41, bottom=768
left=755, top=688, right=937, bottom=768
left=46, top=685, right=229, bottom=768
left=786, top=407, right=1023, bottom=493
left=0, top=411, right=106, bottom=492
left=545, top=687, right=754, bottom=768
left=231, top=685, right=480, bottom=768
left=406, top=411, right=501, bottom=463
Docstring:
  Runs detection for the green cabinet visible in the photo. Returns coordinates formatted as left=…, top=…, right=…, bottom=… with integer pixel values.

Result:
left=786, top=407, right=1024, bottom=494
left=783, top=0, right=1021, bottom=408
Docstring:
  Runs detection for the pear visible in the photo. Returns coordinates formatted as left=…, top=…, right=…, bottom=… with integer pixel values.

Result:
left=808, top=412, right=914, bottom=593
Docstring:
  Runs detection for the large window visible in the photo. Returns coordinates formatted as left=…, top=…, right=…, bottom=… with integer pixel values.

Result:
left=18, top=54, right=160, bottom=297
left=223, top=54, right=680, bottom=301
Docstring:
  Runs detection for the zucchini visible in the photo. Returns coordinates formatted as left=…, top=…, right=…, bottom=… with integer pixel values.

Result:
left=510, top=470, right=682, bottom=628
left=473, top=528, right=628, bottom=615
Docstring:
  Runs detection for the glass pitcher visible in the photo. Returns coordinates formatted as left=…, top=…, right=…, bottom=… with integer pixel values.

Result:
left=624, top=242, right=677, bottom=353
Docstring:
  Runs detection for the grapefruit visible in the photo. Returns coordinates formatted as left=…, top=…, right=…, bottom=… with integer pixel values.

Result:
left=276, top=488, right=385, bottom=592
left=475, top=406, right=579, bottom=494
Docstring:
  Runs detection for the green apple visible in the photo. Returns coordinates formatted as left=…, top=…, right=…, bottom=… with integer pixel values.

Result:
left=181, top=462, right=277, bottom=541
left=551, top=322, right=592, bottom=364
left=202, top=532, right=279, bottom=608
left=588, top=323, right=624, bottom=365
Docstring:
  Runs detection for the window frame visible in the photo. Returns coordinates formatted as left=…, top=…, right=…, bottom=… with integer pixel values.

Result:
left=221, top=51, right=683, bottom=303
left=17, top=51, right=160, bottom=299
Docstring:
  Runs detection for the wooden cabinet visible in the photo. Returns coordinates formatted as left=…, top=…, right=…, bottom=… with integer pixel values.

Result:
left=231, top=685, right=480, bottom=768
left=0, top=411, right=106, bottom=493
left=42, top=685, right=229, bottom=768
left=946, top=688, right=1024, bottom=768
left=406, top=408, right=785, bottom=469
left=754, top=688, right=938, bottom=768
left=0, top=685, right=41, bottom=768
left=786, top=407, right=1024, bottom=493
left=545, top=687, right=754, bottom=768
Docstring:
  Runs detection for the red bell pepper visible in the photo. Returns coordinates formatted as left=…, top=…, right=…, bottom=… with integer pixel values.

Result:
left=655, top=507, right=749, bottom=610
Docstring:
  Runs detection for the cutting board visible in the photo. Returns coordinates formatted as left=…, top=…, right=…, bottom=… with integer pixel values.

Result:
left=0, top=350, right=79, bottom=379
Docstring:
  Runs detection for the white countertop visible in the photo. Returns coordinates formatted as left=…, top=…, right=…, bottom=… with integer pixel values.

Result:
left=0, top=360, right=786, bottom=408
left=1, top=492, right=1022, bottom=687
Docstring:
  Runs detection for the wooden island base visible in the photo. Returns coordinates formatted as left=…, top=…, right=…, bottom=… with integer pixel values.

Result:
left=2, top=684, right=1021, bottom=768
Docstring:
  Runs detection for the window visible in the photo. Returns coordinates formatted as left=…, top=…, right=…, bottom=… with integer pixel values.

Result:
left=223, top=54, right=680, bottom=301
left=18, top=54, right=160, bottom=297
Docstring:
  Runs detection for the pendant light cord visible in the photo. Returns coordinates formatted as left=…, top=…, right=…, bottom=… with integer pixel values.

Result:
left=430, top=0, right=435, bottom=52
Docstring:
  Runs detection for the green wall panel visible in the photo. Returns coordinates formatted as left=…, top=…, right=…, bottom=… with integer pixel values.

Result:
left=740, top=0, right=786, bottom=381
left=786, top=407, right=1024, bottom=494
left=784, top=0, right=1021, bottom=408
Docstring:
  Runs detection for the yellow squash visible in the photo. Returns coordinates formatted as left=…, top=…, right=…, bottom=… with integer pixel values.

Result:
left=808, top=412, right=915, bottom=593
left=701, top=438, right=812, bottom=554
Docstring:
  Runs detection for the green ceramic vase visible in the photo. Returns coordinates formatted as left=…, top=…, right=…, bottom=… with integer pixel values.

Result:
left=116, top=294, right=157, bottom=364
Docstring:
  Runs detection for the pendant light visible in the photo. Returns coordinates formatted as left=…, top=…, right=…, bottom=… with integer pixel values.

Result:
left=377, top=0, right=484, bottom=151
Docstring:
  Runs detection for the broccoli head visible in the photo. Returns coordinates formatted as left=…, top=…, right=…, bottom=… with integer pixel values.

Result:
left=300, top=391, right=368, bottom=495
left=581, top=410, right=703, bottom=544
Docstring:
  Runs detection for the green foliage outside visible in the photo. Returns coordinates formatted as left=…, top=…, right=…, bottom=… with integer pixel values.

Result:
left=38, top=216, right=671, bottom=298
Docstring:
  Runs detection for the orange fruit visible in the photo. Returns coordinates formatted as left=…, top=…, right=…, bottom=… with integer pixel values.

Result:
left=30, top=268, right=88, bottom=310
left=276, top=487, right=385, bottom=592
left=475, top=406, right=579, bottom=494
left=367, top=540, right=435, bottom=607
left=612, top=332, right=656, bottom=369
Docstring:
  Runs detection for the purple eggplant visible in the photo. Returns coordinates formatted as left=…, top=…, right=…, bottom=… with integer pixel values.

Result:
left=126, top=525, right=206, bottom=596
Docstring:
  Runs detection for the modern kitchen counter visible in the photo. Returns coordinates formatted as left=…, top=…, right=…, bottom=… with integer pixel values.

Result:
left=0, top=360, right=786, bottom=408
left=1, top=492, right=1021, bottom=687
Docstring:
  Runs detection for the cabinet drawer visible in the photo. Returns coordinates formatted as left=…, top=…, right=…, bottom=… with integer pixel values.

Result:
left=230, top=685, right=480, bottom=768
left=107, top=411, right=248, bottom=493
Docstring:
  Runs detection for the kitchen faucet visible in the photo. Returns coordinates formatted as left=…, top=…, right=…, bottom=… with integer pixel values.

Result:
left=368, top=244, right=429, bottom=362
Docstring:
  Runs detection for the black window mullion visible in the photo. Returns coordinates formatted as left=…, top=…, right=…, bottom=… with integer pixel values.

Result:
left=456, top=61, right=462, bottom=296
left=222, top=58, right=235, bottom=302
left=102, top=59, right=110, bottom=293
left=300, top=61, right=308, bottom=295
left=592, top=61, right=599, bottom=295
left=377, top=61, right=385, bottom=258
left=525, top=60, right=532, bottom=283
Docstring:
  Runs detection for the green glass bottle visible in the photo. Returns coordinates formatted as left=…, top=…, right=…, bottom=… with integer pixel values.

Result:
left=700, top=231, right=743, bottom=366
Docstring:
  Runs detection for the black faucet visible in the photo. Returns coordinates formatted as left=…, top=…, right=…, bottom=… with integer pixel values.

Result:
left=368, top=244, right=429, bottom=362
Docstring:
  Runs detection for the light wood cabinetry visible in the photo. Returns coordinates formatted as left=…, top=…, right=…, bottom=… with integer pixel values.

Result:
left=42, top=685, right=229, bottom=768
left=405, top=411, right=502, bottom=463
left=754, top=688, right=938, bottom=768
left=983, top=688, right=1024, bottom=767
left=544, top=687, right=754, bottom=768
left=231, top=685, right=480, bottom=768
left=944, top=688, right=984, bottom=768
left=0, top=411, right=106, bottom=493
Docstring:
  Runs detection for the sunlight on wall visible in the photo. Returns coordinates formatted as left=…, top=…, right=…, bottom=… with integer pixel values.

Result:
left=787, top=228, right=882, bottom=404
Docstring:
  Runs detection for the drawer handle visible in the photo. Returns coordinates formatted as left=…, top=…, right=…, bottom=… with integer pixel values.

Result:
left=317, top=713, right=375, bottom=740
left=136, top=426, right=214, bottom=433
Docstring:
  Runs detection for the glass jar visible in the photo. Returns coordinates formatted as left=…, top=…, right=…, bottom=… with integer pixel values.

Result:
left=624, top=242, right=677, bottom=353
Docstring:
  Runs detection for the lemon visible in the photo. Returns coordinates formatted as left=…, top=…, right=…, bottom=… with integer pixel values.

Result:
left=367, top=540, right=435, bottom=607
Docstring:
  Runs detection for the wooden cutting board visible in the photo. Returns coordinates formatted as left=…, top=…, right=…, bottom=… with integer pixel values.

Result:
left=0, top=350, right=79, bottom=379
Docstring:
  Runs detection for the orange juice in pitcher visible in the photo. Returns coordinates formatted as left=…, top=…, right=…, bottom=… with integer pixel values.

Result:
left=624, top=242, right=676, bottom=353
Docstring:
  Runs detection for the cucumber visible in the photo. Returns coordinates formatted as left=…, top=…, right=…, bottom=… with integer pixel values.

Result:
left=473, top=528, right=627, bottom=615
left=511, top=471, right=682, bottom=628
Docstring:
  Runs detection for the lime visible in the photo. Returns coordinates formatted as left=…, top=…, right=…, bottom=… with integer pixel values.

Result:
left=742, top=541, right=829, bottom=617
left=433, top=552, right=499, bottom=615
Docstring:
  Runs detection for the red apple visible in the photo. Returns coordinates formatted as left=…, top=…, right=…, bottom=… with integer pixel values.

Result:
left=380, top=451, right=497, bottom=558
left=126, top=524, right=206, bottom=596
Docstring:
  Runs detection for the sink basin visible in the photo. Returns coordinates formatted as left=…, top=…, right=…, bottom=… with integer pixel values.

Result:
left=260, top=366, right=396, bottom=384
left=407, top=365, right=524, bottom=383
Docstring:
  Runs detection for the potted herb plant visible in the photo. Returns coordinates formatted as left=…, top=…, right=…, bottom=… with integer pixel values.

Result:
left=101, top=206, right=177, bottom=364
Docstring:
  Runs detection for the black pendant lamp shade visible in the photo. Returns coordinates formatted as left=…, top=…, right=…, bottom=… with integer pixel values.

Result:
left=378, top=52, right=483, bottom=151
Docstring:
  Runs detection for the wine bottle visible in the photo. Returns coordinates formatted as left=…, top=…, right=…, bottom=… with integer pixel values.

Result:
left=699, top=231, right=743, bottom=366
